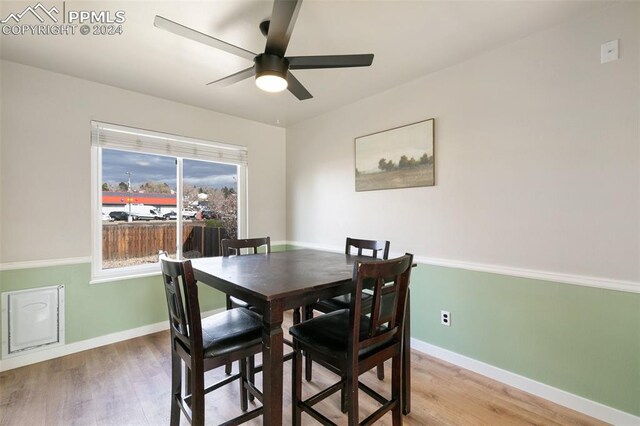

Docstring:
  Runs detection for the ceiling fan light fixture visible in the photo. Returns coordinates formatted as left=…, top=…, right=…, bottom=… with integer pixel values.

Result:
left=256, top=73, right=288, bottom=93
left=255, top=53, right=289, bottom=93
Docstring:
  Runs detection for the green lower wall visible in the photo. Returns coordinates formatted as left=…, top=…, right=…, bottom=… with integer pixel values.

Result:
left=0, top=263, right=225, bottom=344
left=1, top=253, right=638, bottom=417
left=0, top=245, right=291, bottom=344
left=410, top=264, right=640, bottom=416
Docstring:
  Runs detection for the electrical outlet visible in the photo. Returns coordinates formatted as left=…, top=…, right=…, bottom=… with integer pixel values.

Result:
left=601, top=39, right=619, bottom=64
left=440, top=310, right=451, bottom=326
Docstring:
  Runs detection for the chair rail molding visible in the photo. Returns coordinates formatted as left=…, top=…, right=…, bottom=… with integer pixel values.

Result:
left=285, top=241, right=640, bottom=294
left=0, top=256, right=92, bottom=271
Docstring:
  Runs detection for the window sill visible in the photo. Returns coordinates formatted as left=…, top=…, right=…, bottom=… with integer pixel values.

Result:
left=90, top=263, right=161, bottom=284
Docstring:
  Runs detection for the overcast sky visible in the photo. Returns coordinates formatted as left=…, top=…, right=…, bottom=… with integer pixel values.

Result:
left=102, top=149, right=237, bottom=190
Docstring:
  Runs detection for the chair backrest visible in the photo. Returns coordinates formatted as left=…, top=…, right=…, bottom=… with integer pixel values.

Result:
left=345, top=237, right=390, bottom=259
left=221, top=237, right=271, bottom=257
left=349, top=253, right=413, bottom=354
left=159, top=253, right=202, bottom=356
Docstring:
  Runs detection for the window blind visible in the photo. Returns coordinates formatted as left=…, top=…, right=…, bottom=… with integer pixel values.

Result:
left=91, top=121, right=248, bottom=166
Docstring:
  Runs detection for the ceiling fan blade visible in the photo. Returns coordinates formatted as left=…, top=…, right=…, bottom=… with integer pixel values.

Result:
left=265, top=0, right=303, bottom=57
left=206, top=66, right=256, bottom=87
left=287, top=54, right=374, bottom=70
left=154, top=15, right=256, bottom=61
left=286, top=71, right=312, bottom=100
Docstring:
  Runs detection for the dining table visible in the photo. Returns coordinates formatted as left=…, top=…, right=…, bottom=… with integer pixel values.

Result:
left=190, top=248, right=411, bottom=425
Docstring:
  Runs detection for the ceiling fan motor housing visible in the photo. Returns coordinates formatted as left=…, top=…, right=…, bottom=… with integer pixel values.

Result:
left=255, top=53, right=289, bottom=79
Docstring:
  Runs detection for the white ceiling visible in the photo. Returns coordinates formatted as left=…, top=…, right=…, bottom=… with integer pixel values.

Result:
left=0, top=1, right=609, bottom=127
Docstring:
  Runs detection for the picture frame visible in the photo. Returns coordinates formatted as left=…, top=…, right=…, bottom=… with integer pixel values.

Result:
left=355, top=118, right=434, bottom=191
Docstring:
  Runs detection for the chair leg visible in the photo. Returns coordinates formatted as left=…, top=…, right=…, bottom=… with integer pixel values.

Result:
left=292, top=347, right=303, bottom=425
left=170, top=352, right=182, bottom=426
left=225, top=296, right=233, bottom=375
left=190, top=364, right=205, bottom=426
left=341, top=378, right=348, bottom=413
left=346, top=370, right=359, bottom=426
left=377, top=362, right=385, bottom=380
left=305, top=354, right=313, bottom=382
left=239, top=357, right=249, bottom=412
left=248, top=355, right=256, bottom=402
left=391, top=353, right=402, bottom=425
left=304, top=305, right=314, bottom=381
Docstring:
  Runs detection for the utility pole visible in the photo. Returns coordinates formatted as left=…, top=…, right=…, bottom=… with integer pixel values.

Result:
left=126, top=172, right=132, bottom=222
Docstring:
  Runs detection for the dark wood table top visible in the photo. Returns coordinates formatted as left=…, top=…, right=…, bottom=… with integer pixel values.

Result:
left=191, top=249, right=360, bottom=309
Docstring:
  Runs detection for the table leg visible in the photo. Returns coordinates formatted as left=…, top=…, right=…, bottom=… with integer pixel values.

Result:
left=262, top=300, right=284, bottom=426
left=403, top=290, right=411, bottom=415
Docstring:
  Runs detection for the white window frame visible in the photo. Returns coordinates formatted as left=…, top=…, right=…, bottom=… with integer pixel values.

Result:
left=90, top=121, right=248, bottom=284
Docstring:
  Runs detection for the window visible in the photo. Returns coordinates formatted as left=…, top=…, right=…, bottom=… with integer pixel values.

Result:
left=91, top=122, right=247, bottom=283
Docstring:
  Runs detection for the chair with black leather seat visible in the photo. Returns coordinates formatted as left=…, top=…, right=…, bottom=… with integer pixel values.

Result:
left=221, top=237, right=270, bottom=377
left=290, top=253, right=414, bottom=426
left=304, top=237, right=390, bottom=381
left=160, top=253, right=263, bottom=426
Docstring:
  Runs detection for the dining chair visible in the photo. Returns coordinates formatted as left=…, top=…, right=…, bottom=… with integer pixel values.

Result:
left=221, top=237, right=271, bottom=312
left=159, top=253, right=264, bottom=426
left=221, top=237, right=299, bottom=376
left=221, top=237, right=271, bottom=377
left=304, top=237, right=390, bottom=381
left=290, top=253, right=414, bottom=425
left=222, top=237, right=271, bottom=257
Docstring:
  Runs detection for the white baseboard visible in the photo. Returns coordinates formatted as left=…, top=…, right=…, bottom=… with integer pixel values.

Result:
left=412, top=339, right=639, bottom=426
left=0, top=308, right=223, bottom=372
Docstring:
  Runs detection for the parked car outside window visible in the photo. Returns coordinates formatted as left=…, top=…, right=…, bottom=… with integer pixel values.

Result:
left=163, top=211, right=177, bottom=220
left=201, top=210, right=218, bottom=220
left=109, top=211, right=137, bottom=221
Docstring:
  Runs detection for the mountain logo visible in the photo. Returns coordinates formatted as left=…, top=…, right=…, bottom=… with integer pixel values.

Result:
left=1, top=3, right=60, bottom=24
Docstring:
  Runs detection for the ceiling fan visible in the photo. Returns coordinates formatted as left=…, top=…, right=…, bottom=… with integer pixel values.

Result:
left=154, top=0, right=374, bottom=100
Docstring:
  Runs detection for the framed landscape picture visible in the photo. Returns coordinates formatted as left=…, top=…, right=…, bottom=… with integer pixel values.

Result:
left=355, top=118, right=434, bottom=191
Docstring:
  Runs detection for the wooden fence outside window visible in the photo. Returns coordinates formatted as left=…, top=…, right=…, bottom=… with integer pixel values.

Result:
left=102, top=222, right=227, bottom=261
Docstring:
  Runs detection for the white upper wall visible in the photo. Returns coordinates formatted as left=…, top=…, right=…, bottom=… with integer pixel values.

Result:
left=286, top=3, right=640, bottom=284
left=0, top=61, right=286, bottom=263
